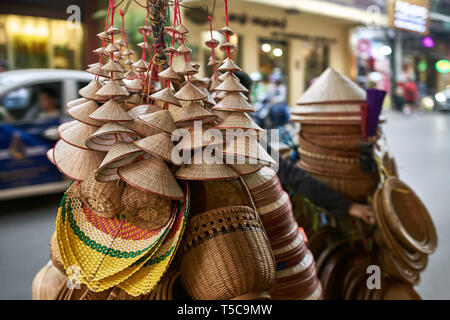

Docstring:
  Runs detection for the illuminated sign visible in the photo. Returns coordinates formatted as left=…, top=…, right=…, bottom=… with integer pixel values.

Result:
left=389, top=0, right=429, bottom=34
left=435, top=60, right=450, bottom=74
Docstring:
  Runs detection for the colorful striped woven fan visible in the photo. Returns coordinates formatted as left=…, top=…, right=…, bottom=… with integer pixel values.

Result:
left=56, top=182, right=189, bottom=292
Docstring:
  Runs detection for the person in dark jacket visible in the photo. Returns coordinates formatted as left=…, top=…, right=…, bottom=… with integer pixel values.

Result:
left=234, top=71, right=375, bottom=224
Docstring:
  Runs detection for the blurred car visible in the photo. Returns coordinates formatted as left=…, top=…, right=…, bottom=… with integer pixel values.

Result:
left=0, top=69, right=94, bottom=200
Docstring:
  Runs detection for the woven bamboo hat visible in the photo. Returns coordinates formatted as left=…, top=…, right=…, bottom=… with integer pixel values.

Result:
left=118, top=157, right=184, bottom=200
left=125, top=104, right=162, bottom=137
left=176, top=24, right=190, bottom=34
left=218, top=71, right=239, bottom=82
left=175, top=124, right=223, bottom=151
left=96, top=80, right=129, bottom=97
left=133, top=132, right=174, bottom=163
left=296, top=68, right=366, bottom=105
left=242, top=166, right=277, bottom=190
left=214, top=112, right=265, bottom=132
left=150, top=87, right=182, bottom=107
left=89, top=99, right=132, bottom=122
left=86, top=123, right=137, bottom=151
left=132, top=59, right=150, bottom=70
left=66, top=97, right=89, bottom=110
left=102, top=59, right=125, bottom=73
left=126, top=78, right=145, bottom=92
left=292, top=104, right=361, bottom=115
left=95, top=166, right=120, bottom=182
left=47, top=148, right=55, bottom=165
left=58, top=120, right=78, bottom=133
left=124, top=69, right=137, bottom=80
left=93, top=47, right=107, bottom=56
left=87, top=64, right=109, bottom=78
left=53, top=139, right=104, bottom=181
left=221, top=137, right=276, bottom=165
left=208, top=56, right=221, bottom=66
left=175, top=162, right=239, bottom=180
left=212, top=92, right=255, bottom=112
left=97, top=141, right=143, bottom=170
left=201, top=87, right=217, bottom=106
left=158, top=67, right=181, bottom=81
left=138, top=109, right=176, bottom=134
left=174, top=101, right=217, bottom=126
left=218, top=58, right=241, bottom=72
left=58, top=121, right=97, bottom=149
left=79, top=80, right=107, bottom=101
left=214, top=75, right=248, bottom=92
left=219, top=42, right=237, bottom=54
left=174, top=82, right=207, bottom=101
left=178, top=62, right=198, bottom=76
left=67, top=100, right=104, bottom=127
left=177, top=44, right=192, bottom=55
left=230, top=164, right=264, bottom=175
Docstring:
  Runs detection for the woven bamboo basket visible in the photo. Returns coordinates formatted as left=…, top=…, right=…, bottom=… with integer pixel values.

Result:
left=298, top=146, right=362, bottom=173
left=301, top=131, right=361, bottom=152
left=300, top=123, right=361, bottom=135
left=121, top=184, right=173, bottom=230
left=298, top=160, right=379, bottom=202
left=180, top=205, right=276, bottom=300
left=80, top=172, right=124, bottom=218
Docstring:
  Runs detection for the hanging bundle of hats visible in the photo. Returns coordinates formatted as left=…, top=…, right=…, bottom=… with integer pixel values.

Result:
left=36, top=0, right=190, bottom=299
left=161, top=0, right=276, bottom=300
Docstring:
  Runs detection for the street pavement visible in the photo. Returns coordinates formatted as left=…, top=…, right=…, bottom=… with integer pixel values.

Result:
left=0, top=111, right=448, bottom=300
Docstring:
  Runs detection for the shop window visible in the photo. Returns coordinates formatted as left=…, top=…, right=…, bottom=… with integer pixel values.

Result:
left=0, top=82, right=62, bottom=122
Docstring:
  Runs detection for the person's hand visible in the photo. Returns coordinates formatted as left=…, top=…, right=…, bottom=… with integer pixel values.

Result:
left=348, top=203, right=375, bottom=225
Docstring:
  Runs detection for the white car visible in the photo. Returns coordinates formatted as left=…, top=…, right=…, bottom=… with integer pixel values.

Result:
left=0, top=69, right=94, bottom=200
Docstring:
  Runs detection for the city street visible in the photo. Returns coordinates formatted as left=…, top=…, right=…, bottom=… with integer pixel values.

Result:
left=0, top=111, right=449, bottom=300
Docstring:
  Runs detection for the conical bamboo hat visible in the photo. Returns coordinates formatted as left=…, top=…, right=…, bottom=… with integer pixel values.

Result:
left=125, top=93, right=143, bottom=107
left=58, top=120, right=78, bottom=133
left=89, top=122, right=136, bottom=140
left=291, top=104, right=361, bottom=114
left=85, top=123, right=136, bottom=151
left=175, top=124, right=223, bottom=151
left=132, top=59, right=150, bottom=70
left=214, top=112, right=265, bottom=132
left=126, top=78, right=145, bottom=92
left=122, top=48, right=135, bottom=56
left=220, top=42, right=237, bottom=54
left=137, top=41, right=150, bottom=50
left=98, top=141, right=143, bottom=170
left=67, top=100, right=103, bottom=127
left=124, top=69, right=137, bottom=79
left=79, top=80, right=107, bottom=101
left=87, top=64, right=109, bottom=78
left=115, top=38, right=127, bottom=47
left=242, top=166, right=277, bottom=189
left=89, top=99, right=132, bottom=122
left=205, top=38, right=219, bottom=48
left=53, top=139, right=104, bottom=181
left=67, top=97, right=89, bottom=110
left=59, top=121, right=97, bottom=149
left=104, top=43, right=120, bottom=53
left=230, top=164, right=264, bottom=175
left=93, top=47, right=107, bottom=56
left=174, top=82, right=207, bottom=101
left=47, top=148, right=55, bottom=165
left=212, top=92, right=255, bottom=112
left=218, top=71, right=239, bottom=82
left=190, top=76, right=210, bottom=88
left=106, top=25, right=120, bottom=35
left=208, top=56, right=221, bottom=66
left=118, top=157, right=184, bottom=199
left=102, top=59, right=125, bottom=73
left=219, top=26, right=234, bottom=36
left=214, top=75, right=248, bottom=92
left=218, top=58, right=241, bottom=72
left=96, top=80, right=129, bottom=97
left=150, top=87, right=182, bottom=107
left=177, top=44, right=192, bottom=55
left=221, top=137, right=276, bottom=165
left=175, top=162, right=239, bottom=180
left=96, top=31, right=110, bottom=41
left=138, top=109, right=176, bottom=134
left=95, top=166, right=120, bottom=182
left=296, top=67, right=366, bottom=105
left=158, top=67, right=181, bottom=81
left=133, top=132, right=174, bottom=162
left=201, top=87, right=217, bottom=106
left=125, top=104, right=162, bottom=137
left=174, top=101, right=217, bottom=125
left=177, top=62, right=198, bottom=76
left=128, top=104, right=162, bottom=119
left=176, top=24, right=190, bottom=34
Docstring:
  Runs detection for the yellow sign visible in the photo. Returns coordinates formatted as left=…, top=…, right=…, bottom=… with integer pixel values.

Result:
left=389, top=0, right=429, bottom=34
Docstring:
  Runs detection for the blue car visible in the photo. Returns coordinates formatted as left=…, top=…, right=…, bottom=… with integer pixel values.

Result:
left=0, top=69, right=93, bottom=200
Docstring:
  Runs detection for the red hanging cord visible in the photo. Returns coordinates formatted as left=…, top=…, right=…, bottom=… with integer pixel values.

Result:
left=222, top=0, right=232, bottom=66
left=208, top=16, right=217, bottom=81
left=96, top=0, right=113, bottom=81
left=109, top=3, right=116, bottom=80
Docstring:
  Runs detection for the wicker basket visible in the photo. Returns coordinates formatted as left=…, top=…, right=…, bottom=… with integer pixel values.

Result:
left=301, top=131, right=361, bottom=152
left=298, top=160, right=379, bottom=202
left=180, top=205, right=276, bottom=300
left=121, top=184, right=173, bottom=230
left=80, top=172, right=124, bottom=218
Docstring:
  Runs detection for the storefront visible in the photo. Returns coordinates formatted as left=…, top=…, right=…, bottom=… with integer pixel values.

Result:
left=183, top=0, right=388, bottom=106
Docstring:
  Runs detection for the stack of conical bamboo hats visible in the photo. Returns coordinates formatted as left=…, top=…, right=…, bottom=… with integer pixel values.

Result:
left=243, top=167, right=322, bottom=300
left=45, top=7, right=188, bottom=297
